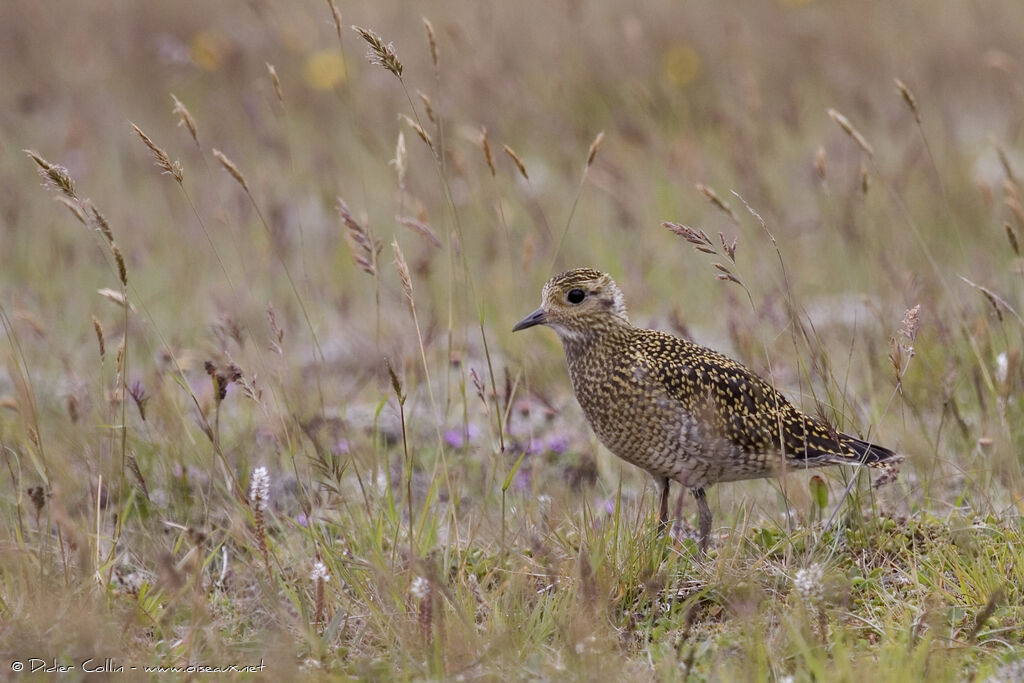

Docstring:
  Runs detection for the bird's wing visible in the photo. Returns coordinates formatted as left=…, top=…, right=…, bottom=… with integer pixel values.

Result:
left=637, top=330, right=844, bottom=463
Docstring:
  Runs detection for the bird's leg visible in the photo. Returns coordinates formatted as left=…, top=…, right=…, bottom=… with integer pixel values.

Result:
left=657, top=477, right=670, bottom=533
left=693, top=487, right=712, bottom=552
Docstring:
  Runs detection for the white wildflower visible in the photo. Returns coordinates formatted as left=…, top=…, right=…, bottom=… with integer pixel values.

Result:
left=996, top=352, right=1008, bottom=385
left=410, top=575, right=429, bottom=600
left=793, top=564, right=824, bottom=603
left=249, top=466, right=270, bottom=511
left=311, top=561, right=330, bottom=583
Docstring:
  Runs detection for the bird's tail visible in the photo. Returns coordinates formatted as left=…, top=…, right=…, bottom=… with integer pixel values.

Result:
left=833, top=433, right=903, bottom=487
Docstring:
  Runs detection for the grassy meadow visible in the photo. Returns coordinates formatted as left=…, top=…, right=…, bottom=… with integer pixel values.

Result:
left=3, top=0, right=1024, bottom=679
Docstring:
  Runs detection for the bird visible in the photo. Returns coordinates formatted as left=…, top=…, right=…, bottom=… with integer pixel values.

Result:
left=513, top=268, right=901, bottom=550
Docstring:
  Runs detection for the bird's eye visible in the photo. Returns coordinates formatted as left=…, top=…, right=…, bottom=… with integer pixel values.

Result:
left=567, top=289, right=586, bottom=304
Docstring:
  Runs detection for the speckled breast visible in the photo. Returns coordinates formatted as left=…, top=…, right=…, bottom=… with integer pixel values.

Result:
left=565, top=342, right=698, bottom=482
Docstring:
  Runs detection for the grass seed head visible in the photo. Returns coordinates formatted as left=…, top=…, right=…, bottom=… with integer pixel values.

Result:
left=25, top=149, right=77, bottom=199
left=398, top=216, right=441, bottom=248
left=249, top=466, right=270, bottom=511
left=85, top=202, right=114, bottom=243
left=996, top=144, right=1016, bottom=183
left=392, top=239, right=414, bottom=306
left=400, top=114, right=434, bottom=152
left=828, top=107, right=875, bottom=157
left=212, top=149, right=249, bottom=192
left=171, top=94, right=200, bottom=148
left=352, top=25, right=403, bottom=78
left=392, top=130, right=407, bottom=189
left=503, top=144, right=528, bottom=180
left=422, top=17, right=438, bottom=72
left=895, top=78, right=921, bottom=123
left=385, top=357, right=405, bottom=403
left=696, top=182, right=737, bottom=221
left=112, top=243, right=128, bottom=286
left=57, top=196, right=87, bottom=224
left=1005, top=221, right=1020, bottom=255
left=130, top=123, right=183, bottom=183
left=92, top=316, right=105, bottom=360
left=97, top=288, right=133, bottom=310
left=586, top=131, right=605, bottom=168
left=337, top=197, right=380, bottom=275
left=480, top=127, right=496, bottom=176
left=417, top=90, right=435, bottom=123
left=266, top=62, right=284, bottom=104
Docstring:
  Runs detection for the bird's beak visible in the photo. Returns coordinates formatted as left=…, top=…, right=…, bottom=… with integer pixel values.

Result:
left=513, top=308, right=547, bottom=332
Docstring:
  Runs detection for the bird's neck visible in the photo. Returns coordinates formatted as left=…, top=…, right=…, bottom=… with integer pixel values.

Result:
left=558, top=318, right=633, bottom=358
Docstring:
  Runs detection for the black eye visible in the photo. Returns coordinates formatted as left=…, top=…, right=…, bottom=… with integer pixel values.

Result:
left=567, top=289, right=586, bottom=304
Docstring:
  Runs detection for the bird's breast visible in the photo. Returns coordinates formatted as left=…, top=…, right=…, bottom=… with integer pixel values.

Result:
left=565, top=344, right=693, bottom=477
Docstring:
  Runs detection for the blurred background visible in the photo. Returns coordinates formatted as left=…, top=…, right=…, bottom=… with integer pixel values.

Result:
left=3, top=0, right=1022, bottom=498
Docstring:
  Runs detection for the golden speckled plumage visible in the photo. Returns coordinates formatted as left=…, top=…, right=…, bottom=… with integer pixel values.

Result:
left=514, top=268, right=901, bottom=548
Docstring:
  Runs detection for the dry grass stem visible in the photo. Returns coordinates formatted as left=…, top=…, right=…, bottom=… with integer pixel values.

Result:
left=392, top=131, right=407, bottom=189
left=663, top=221, right=716, bottom=254
left=57, top=196, right=87, bottom=224
left=392, top=239, right=414, bottom=307
left=212, top=149, right=249, bottom=192
left=92, top=316, right=105, bottom=360
left=480, top=127, right=496, bottom=176
left=422, top=17, right=439, bottom=72
left=960, top=276, right=1023, bottom=325
left=97, top=288, right=134, bottom=311
left=719, top=233, right=738, bottom=262
left=469, top=367, right=487, bottom=407
left=130, top=123, right=183, bottom=183
left=586, top=131, right=605, bottom=168
left=894, top=78, right=921, bottom=123
left=112, top=243, right=128, bottom=286
left=417, top=90, right=435, bottom=123
left=696, top=183, right=738, bottom=221
left=827, top=108, right=875, bottom=157
left=311, top=560, right=330, bottom=628
left=1005, top=221, right=1020, bottom=256
left=996, top=144, right=1016, bottom=182
left=85, top=202, right=114, bottom=243
left=127, top=452, right=149, bottom=499
left=266, top=63, right=284, bottom=104
left=337, top=197, right=381, bottom=276
left=170, top=94, right=200, bottom=148
left=398, top=216, right=442, bottom=248
left=400, top=114, right=435, bottom=152
left=1006, top=195, right=1024, bottom=233
left=385, top=357, right=405, bottom=403
left=502, top=144, right=528, bottom=180
left=890, top=305, right=921, bottom=381
left=324, top=0, right=342, bottom=39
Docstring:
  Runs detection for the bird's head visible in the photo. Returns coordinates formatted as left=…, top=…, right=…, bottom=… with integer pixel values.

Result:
left=513, top=268, right=630, bottom=342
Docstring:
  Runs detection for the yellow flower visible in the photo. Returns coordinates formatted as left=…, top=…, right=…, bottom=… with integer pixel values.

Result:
left=190, top=31, right=229, bottom=71
left=304, top=50, right=347, bottom=91
left=662, top=44, right=700, bottom=87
